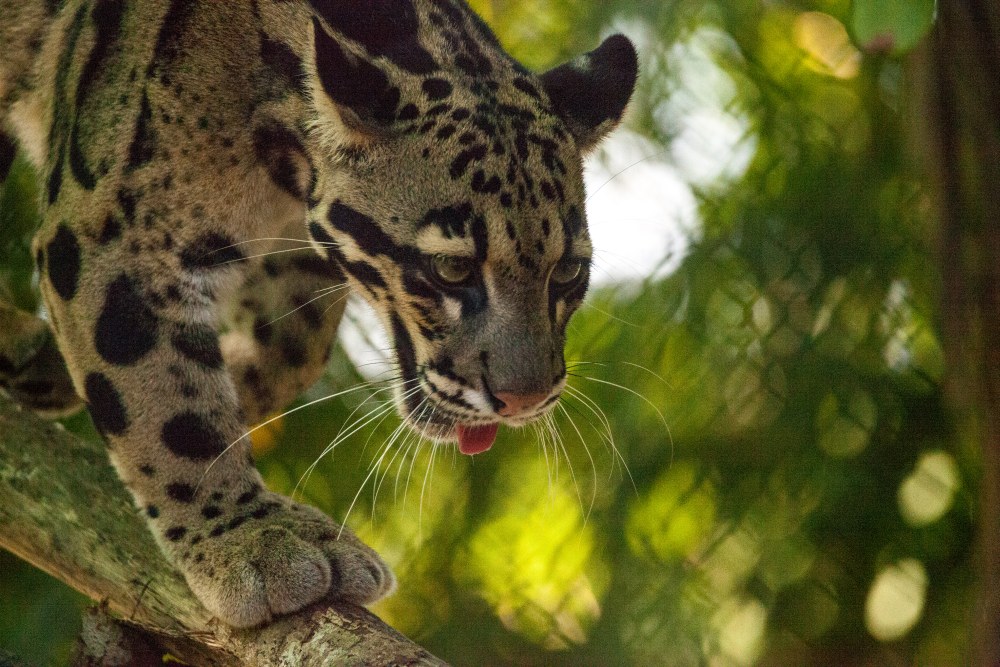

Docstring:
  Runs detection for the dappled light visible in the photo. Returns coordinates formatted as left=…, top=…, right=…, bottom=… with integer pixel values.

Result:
left=865, top=558, right=928, bottom=642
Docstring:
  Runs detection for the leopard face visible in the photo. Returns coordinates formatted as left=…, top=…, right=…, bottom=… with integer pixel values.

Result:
left=304, top=13, right=637, bottom=453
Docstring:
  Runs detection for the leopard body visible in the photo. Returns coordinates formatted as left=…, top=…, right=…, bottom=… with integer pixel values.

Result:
left=0, top=0, right=637, bottom=627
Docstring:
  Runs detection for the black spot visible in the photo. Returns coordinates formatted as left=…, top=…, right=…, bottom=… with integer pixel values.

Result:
left=471, top=171, right=501, bottom=194
left=146, top=505, right=160, bottom=518
left=253, top=123, right=308, bottom=200
left=250, top=319, right=273, bottom=347
left=202, top=505, right=222, bottom=519
left=346, top=261, right=386, bottom=289
left=292, top=254, right=344, bottom=281
left=236, top=487, right=260, bottom=505
left=98, top=215, right=122, bottom=244
left=167, top=482, right=196, bottom=503
left=449, top=144, right=488, bottom=179
left=127, top=91, right=156, bottom=170
left=117, top=189, right=138, bottom=225
left=149, top=0, right=196, bottom=72
left=307, top=221, right=340, bottom=262
left=227, top=514, right=249, bottom=531
left=328, top=202, right=417, bottom=263
left=172, top=324, right=223, bottom=368
left=84, top=372, right=129, bottom=436
left=140, top=464, right=156, bottom=477
left=161, top=412, right=227, bottom=461
left=470, top=212, right=489, bottom=262
left=397, top=104, right=419, bottom=121
left=46, top=225, right=81, bottom=301
left=309, top=0, right=437, bottom=74
left=95, top=275, right=159, bottom=366
left=165, top=526, right=187, bottom=542
left=312, top=18, right=403, bottom=125
left=419, top=203, right=472, bottom=239
left=260, top=33, right=306, bottom=94
left=513, top=77, right=542, bottom=100
left=180, top=233, right=244, bottom=270
left=391, top=313, right=417, bottom=391
left=292, top=295, right=323, bottom=330
left=281, top=336, right=307, bottom=367
left=47, top=6, right=87, bottom=205
left=327, top=244, right=387, bottom=291
left=69, top=0, right=126, bottom=190
left=423, top=78, right=453, bottom=100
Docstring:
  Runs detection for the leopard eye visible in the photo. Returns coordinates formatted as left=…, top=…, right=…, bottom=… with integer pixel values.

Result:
left=551, top=258, right=583, bottom=286
left=430, top=254, right=476, bottom=285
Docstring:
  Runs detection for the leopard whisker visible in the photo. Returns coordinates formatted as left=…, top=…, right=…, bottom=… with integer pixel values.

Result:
left=371, top=397, right=428, bottom=510
left=266, top=283, right=350, bottom=328
left=561, top=384, right=636, bottom=492
left=585, top=149, right=669, bottom=203
left=577, top=301, right=641, bottom=328
left=339, top=389, right=428, bottom=536
left=568, top=359, right=672, bottom=390
left=545, top=411, right=584, bottom=512
left=556, top=402, right=598, bottom=521
left=572, top=373, right=673, bottom=466
left=216, top=245, right=321, bottom=266
left=295, top=383, right=413, bottom=501
left=196, top=379, right=387, bottom=493
left=387, top=399, right=434, bottom=503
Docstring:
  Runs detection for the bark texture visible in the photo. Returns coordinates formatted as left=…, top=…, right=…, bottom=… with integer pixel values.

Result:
left=914, top=1, right=1000, bottom=664
left=0, top=395, right=447, bottom=666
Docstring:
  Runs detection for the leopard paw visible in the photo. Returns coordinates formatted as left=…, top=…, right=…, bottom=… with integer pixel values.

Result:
left=174, top=495, right=394, bottom=628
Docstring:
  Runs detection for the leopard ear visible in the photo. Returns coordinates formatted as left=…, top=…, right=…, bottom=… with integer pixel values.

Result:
left=540, top=35, right=639, bottom=154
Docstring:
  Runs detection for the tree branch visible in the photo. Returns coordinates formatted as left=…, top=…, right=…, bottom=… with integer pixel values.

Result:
left=0, top=394, right=446, bottom=666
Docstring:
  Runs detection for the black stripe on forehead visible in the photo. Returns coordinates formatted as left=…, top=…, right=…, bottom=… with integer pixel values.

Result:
left=327, top=202, right=419, bottom=264
left=309, top=0, right=437, bottom=75
left=418, top=203, right=473, bottom=239
left=327, top=243, right=387, bottom=291
left=561, top=205, right=585, bottom=256
left=471, top=212, right=489, bottom=262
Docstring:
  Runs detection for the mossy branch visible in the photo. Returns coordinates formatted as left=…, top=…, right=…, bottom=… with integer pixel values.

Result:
left=0, top=395, right=446, bottom=666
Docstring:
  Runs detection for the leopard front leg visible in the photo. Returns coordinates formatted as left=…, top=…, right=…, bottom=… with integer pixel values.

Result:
left=36, top=223, right=392, bottom=628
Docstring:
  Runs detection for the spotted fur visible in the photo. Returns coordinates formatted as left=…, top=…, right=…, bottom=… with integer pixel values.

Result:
left=0, top=0, right=637, bottom=627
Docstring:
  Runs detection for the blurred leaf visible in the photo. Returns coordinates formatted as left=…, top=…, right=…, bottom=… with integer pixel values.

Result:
left=851, top=0, right=937, bottom=55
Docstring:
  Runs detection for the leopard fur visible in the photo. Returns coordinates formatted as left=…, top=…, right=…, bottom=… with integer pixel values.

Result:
left=0, top=0, right=637, bottom=627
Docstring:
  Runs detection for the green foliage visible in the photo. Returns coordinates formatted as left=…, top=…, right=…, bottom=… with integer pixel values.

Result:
left=851, top=0, right=938, bottom=55
left=1, top=1, right=970, bottom=665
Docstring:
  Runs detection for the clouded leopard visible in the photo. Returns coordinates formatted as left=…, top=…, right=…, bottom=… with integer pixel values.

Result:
left=0, top=0, right=637, bottom=627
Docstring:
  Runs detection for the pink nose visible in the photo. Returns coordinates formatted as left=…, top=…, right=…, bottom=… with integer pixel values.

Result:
left=495, top=391, right=551, bottom=417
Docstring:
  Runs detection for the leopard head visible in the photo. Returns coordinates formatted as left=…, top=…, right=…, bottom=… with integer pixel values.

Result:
left=304, top=2, right=638, bottom=454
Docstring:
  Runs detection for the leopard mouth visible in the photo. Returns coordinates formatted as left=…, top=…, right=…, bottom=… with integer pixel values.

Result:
left=404, top=410, right=501, bottom=455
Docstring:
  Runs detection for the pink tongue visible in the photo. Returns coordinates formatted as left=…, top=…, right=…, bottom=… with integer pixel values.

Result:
left=456, top=423, right=499, bottom=456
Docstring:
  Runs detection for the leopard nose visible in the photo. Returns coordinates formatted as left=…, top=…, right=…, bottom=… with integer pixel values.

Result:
left=495, top=391, right=551, bottom=417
